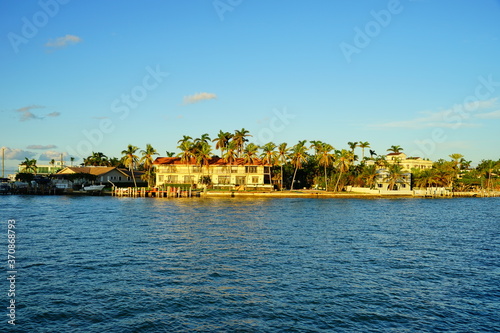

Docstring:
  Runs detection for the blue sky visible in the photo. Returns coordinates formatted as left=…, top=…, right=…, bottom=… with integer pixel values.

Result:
left=1, top=0, right=500, bottom=173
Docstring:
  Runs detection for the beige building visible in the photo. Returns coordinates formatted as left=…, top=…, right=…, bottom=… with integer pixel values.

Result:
left=368, top=152, right=433, bottom=172
left=153, top=157, right=272, bottom=190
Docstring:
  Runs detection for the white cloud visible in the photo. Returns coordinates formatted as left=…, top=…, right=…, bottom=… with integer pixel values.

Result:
left=45, top=34, right=82, bottom=49
left=0, top=147, right=37, bottom=160
left=183, top=92, right=217, bottom=105
left=26, top=145, right=57, bottom=150
left=38, top=151, right=66, bottom=161
left=476, top=110, right=500, bottom=119
left=46, top=112, right=61, bottom=117
left=373, top=98, right=497, bottom=129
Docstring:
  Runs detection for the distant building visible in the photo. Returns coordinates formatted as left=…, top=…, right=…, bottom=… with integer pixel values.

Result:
left=153, top=157, right=273, bottom=190
left=367, top=152, right=433, bottom=172
left=18, top=160, right=66, bottom=175
left=55, top=166, right=146, bottom=186
left=374, top=169, right=412, bottom=192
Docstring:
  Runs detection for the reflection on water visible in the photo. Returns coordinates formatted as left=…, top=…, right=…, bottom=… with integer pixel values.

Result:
left=2, top=196, right=499, bottom=332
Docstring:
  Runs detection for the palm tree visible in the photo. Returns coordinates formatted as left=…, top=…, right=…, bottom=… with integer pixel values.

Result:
left=20, top=157, right=37, bottom=174
left=222, top=141, right=238, bottom=184
left=347, top=141, right=358, bottom=155
left=195, top=133, right=211, bottom=145
left=243, top=143, right=259, bottom=164
left=260, top=142, right=277, bottom=188
left=290, top=140, right=308, bottom=190
left=277, top=143, right=290, bottom=190
left=121, top=145, right=139, bottom=188
left=70, top=157, right=75, bottom=167
left=361, top=164, right=378, bottom=189
left=387, top=163, right=404, bottom=190
left=334, top=149, right=354, bottom=192
left=316, top=142, right=334, bottom=191
left=358, top=141, right=370, bottom=160
left=177, top=139, right=194, bottom=185
left=165, top=151, right=176, bottom=157
left=140, top=144, right=158, bottom=187
left=449, top=153, right=464, bottom=171
left=387, top=145, right=404, bottom=153
left=213, top=130, right=233, bottom=157
left=233, top=128, right=252, bottom=157
left=177, top=135, right=192, bottom=145
left=195, top=142, right=212, bottom=179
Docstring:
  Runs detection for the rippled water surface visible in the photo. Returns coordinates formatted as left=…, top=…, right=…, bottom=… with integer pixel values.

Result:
left=2, top=195, right=499, bottom=332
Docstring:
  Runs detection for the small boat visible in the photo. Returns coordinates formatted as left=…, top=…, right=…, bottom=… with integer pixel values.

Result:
left=82, top=184, right=105, bottom=192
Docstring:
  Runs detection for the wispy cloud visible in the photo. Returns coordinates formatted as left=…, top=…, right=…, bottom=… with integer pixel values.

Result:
left=0, top=147, right=37, bottom=160
left=45, top=34, right=82, bottom=49
left=475, top=110, right=500, bottom=119
left=27, top=145, right=57, bottom=150
left=183, top=92, right=217, bottom=105
left=373, top=98, right=497, bottom=129
left=16, top=105, right=45, bottom=121
left=15, top=105, right=61, bottom=121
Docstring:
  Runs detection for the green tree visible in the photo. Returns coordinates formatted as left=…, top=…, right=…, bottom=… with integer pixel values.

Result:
left=290, top=140, right=308, bottom=190
left=316, top=142, right=334, bottom=191
left=213, top=130, right=233, bottom=157
left=177, top=139, right=194, bottom=185
left=260, top=142, right=277, bottom=188
left=334, top=149, right=354, bottom=191
left=387, top=163, right=404, bottom=190
left=20, top=157, right=37, bottom=174
left=140, top=144, right=158, bottom=187
left=233, top=128, right=252, bottom=157
left=277, top=143, right=290, bottom=190
left=387, top=145, right=403, bottom=153
left=121, top=145, right=139, bottom=188
left=358, top=141, right=370, bottom=160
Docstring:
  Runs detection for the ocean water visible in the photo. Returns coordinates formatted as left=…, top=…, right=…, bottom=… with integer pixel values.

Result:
left=1, top=195, right=499, bottom=332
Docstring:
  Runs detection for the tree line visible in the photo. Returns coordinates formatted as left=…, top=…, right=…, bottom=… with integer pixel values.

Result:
left=18, top=128, right=500, bottom=191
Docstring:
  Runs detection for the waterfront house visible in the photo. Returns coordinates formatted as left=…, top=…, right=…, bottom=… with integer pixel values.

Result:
left=384, top=152, right=433, bottom=171
left=55, top=166, right=146, bottom=187
left=18, top=160, right=66, bottom=175
left=374, top=169, right=412, bottom=192
left=153, top=157, right=273, bottom=190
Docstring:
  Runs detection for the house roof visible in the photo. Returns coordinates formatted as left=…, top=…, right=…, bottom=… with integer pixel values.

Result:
left=56, top=167, right=144, bottom=177
left=386, top=152, right=405, bottom=156
left=153, top=157, right=271, bottom=166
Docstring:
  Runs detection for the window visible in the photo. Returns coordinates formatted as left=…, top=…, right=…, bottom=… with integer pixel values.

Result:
left=183, top=175, right=194, bottom=184
left=235, top=176, right=245, bottom=185
left=245, top=166, right=257, bottom=173
left=165, top=165, right=177, bottom=173
left=159, top=175, right=164, bottom=182
left=251, top=176, right=259, bottom=184
left=192, top=166, right=201, bottom=173
left=218, top=176, right=230, bottom=185
left=231, top=166, right=238, bottom=173
left=166, top=175, right=178, bottom=183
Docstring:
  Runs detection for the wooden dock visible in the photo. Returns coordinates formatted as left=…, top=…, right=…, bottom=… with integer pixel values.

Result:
left=112, top=186, right=199, bottom=198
